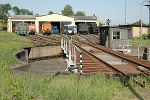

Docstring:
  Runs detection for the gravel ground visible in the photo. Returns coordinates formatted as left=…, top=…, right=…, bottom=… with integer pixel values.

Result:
left=13, top=57, right=67, bottom=76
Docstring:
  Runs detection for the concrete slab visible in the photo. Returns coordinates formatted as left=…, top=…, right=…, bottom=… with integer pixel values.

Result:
left=13, top=58, right=67, bottom=76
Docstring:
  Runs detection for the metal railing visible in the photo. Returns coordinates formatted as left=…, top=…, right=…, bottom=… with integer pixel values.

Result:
left=129, top=40, right=150, bottom=60
left=61, top=37, right=82, bottom=73
left=112, top=39, right=131, bottom=54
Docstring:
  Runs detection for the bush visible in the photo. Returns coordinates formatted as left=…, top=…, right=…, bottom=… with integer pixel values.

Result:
left=142, top=34, right=148, bottom=40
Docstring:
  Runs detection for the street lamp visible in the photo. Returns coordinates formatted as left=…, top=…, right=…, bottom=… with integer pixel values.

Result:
left=140, top=2, right=143, bottom=39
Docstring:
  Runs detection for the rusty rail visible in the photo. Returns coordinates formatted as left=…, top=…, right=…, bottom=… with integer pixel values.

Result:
left=72, top=36, right=149, bottom=87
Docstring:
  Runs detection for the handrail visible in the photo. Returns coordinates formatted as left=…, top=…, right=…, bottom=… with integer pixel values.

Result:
left=61, top=37, right=82, bottom=73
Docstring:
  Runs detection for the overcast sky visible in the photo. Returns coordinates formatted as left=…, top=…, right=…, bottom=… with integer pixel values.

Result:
left=1, top=0, right=149, bottom=25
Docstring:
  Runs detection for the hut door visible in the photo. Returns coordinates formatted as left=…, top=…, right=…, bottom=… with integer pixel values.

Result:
left=100, top=29, right=108, bottom=46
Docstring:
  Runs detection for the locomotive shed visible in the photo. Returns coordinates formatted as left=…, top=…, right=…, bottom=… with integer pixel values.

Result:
left=7, top=14, right=99, bottom=34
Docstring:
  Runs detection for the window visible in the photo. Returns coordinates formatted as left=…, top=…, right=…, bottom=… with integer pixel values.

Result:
left=113, top=31, right=120, bottom=39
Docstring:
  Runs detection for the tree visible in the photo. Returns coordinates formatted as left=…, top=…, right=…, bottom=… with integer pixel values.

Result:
left=12, top=6, right=33, bottom=15
left=74, top=11, right=86, bottom=16
left=3, top=3, right=11, bottom=15
left=12, top=6, right=20, bottom=15
left=0, top=3, right=11, bottom=21
left=48, top=11, right=54, bottom=15
left=132, top=20, right=147, bottom=26
left=61, top=4, right=74, bottom=16
left=20, top=9, right=33, bottom=15
left=99, top=22, right=104, bottom=26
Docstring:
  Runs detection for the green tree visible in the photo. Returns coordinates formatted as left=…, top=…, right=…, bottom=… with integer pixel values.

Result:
left=74, top=11, right=86, bottom=16
left=99, top=22, right=104, bottom=26
left=20, top=9, right=33, bottom=15
left=132, top=20, right=147, bottom=26
left=12, top=6, right=20, bottom=15
left=12, top=6, right=33, bottom=15
left=147, top=28, right=150, bottom=39
left=0, top=3, right=11, bottom=21
left=61, top=4, right=74, bottom=16
left=48, top=11, right=54, bottom=15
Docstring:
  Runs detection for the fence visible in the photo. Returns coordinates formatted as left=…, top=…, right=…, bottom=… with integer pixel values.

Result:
left=111, top=39, right=131, bottom=54
left=129, top=40, right=150, bottom=60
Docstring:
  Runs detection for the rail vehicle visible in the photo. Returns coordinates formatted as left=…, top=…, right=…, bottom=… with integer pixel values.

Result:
left=15, top=22, right=37, bottom=35
left=88, top=25, right=100, bottom=35
left=78, top=23, right=89, bottom=34
left=88, top=23, right=99, bottom=34
left=15, top=22, right=29, bottom=35
left=52, top=26, right=59, bottom=34
left=63, top=24, right=77, bottom=35
left=78, top=23, right=99, bottom=35
left=28, top=23, right=36, bottom=35
left=42, top=22, right=52, bottom=35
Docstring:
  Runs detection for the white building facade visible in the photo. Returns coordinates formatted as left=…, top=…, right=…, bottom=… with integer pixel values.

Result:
left=7, top=14, right=99, bottom=33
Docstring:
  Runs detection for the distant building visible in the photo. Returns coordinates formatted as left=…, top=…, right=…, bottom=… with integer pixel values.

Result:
left=119, top=25, right=149, bottom=38
left=7, top=14, right=99, bottom=33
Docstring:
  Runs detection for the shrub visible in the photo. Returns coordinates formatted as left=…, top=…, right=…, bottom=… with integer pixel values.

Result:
left=142, top=34, right=148, bottom=40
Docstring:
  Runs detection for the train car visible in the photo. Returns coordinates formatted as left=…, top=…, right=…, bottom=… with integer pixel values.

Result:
left=52, top=26, right=59, bottom=34
left=78, top=23, right=89, bottom=34
left=88, top=26, right=100, bottom=35
left=88, top=23, right=99, bottom=35
left=28, top=23, right=36, bottom=35
left=15, top=22, right=29, bottom=35
left=63, top=24, right=77, bottom=35
left=42, top=22, right=52, bottom=35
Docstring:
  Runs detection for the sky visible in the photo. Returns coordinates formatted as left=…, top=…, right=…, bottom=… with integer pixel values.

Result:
left=1, top=0, right=149, bottom=25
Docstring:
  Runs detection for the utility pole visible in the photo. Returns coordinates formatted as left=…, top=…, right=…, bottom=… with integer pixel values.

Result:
left=140, top=2, right=143, bottom=39
left=125, top=0, right=126, bottom=25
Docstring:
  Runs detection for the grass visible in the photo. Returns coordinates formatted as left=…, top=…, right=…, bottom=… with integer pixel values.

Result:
left=0, top=31, right=149, bottom=99
left=0, top=23, right=7, bottom=30
left=129, top=38, right=150, bottom=47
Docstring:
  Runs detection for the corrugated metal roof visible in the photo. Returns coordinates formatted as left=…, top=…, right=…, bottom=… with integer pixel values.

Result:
left=10, top=15, right=36, bottom=19
left=71, top=16, right=98, bottom=20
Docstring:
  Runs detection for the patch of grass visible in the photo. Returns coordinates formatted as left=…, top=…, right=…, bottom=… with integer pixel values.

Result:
left=129, top=38, right=150, bottom=46
left=0, top=22, right=7, bottom=30
left=0, top=31, right=33, bottom=51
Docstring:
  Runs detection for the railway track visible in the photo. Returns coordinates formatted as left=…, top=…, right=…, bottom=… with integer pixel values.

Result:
left=73, top=35, right=150, bottom=73
left=28, top=34, right=62, bottom=46
left=70, top=35, right=150, bottom=86
left=28, top=34, right=149, bottom=86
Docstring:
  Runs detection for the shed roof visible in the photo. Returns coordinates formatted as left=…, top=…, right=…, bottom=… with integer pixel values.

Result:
left=9, top=15, right=99, bottom=20
left=71, top=16, right=98, bottom=20
left=9, top=15, right=36, bottom=19
left=119, top=25, right=149, bottom=27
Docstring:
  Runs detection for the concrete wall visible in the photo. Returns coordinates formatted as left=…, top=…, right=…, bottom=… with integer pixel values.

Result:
left=132, top=27, right=148, bottom=38
left=28, top=46, right=62, bottom=59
